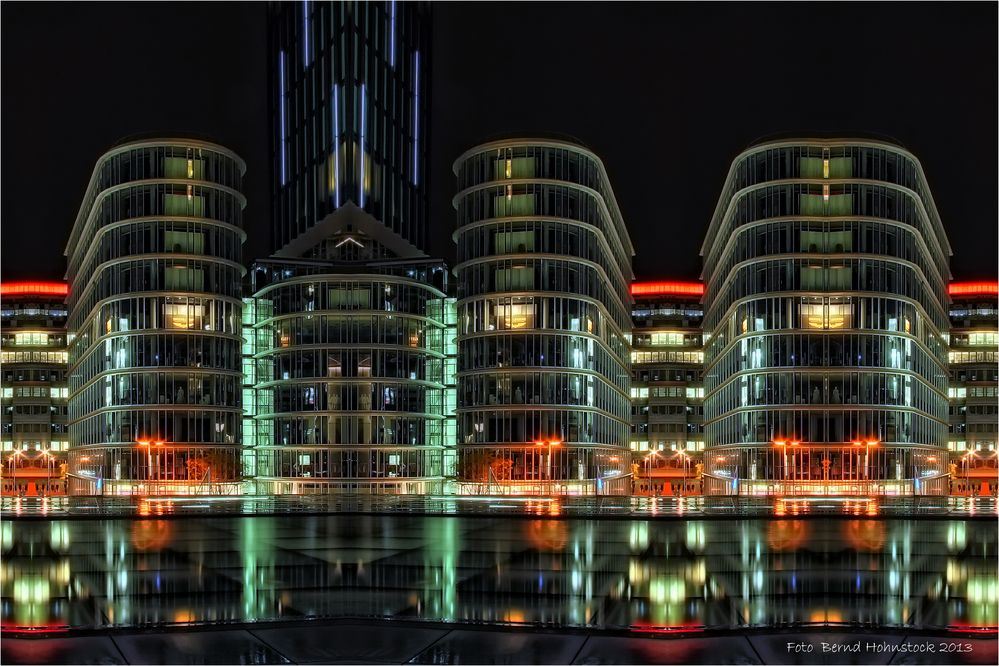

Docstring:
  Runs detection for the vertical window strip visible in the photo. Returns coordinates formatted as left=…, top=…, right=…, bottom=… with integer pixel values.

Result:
left=389, top=1, right=396, bottom=67
left=303, top=0, right=310, bottom=66
left=333, top=84, right=341, bottom=208
left=279, top=50, right=287, bottom=186
left=360, top=83, right=367, bottom=207
left=413, top=50, right=420, bottom=185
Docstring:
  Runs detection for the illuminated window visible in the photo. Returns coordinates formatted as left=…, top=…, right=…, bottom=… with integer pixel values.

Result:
left=827, top=303, right=853, bottom=329
left=822, top=159, right=829, bottom=178
left=165, top=267, right=205, bottom=291
left=969, top=332, right=999, bottom=346
left=165, top=156, right=203, bottom=179
left=493, top=192, right=534, bottom=216
left=799, top=303, right=825, bottom=329
left=799, top=301, right=852, bottom=329
left=494, top=267, right=534, bottom=291
left=13, top=332, right=49, bottom=346
left=822, top=184, right=830, bottom=202
left=495, top=230, right=534, bottom=254
left=496, top=299, right=535, bottom=329
left=165, top=231, right=205, bottom=254
left=493, top=156, right=534, bottom=179
left=163, top=299, right=204, bottom=329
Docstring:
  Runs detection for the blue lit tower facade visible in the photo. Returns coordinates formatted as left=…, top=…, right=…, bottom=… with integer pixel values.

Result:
left=700, top=138, right=952, bottom=496
left=269, top=1, right=431, bottom=254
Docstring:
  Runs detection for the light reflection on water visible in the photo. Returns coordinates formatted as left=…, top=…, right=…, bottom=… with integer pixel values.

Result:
left=0, top=516, right=995, bottom=633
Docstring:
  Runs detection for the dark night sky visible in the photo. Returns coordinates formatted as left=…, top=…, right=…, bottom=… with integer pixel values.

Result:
left=2, top=2, right=996, bottom=283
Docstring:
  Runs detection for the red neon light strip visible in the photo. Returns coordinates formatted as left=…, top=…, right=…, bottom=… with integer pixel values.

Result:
left=0, top=282, right=68, bottom=297
left=949, top=281, right=998, bottom=297
left=631, top=281, right=704, bottom=297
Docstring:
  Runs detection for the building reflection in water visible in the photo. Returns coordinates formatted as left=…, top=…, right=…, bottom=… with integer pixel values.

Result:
left=1, top=516, right=995, bottom=633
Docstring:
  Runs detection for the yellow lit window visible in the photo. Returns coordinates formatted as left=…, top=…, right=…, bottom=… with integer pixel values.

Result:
left=505, top=159, right=512, bottom=179
left=164, top=301, right=203, bottom=329
left=823, top=159, right=830, bottom=178
left=800, top=303, right=825, bottom=329
left=826, top=303, right=852, bottom=329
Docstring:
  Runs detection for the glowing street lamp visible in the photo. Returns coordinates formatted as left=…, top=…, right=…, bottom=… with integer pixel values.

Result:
left=672, top=449, right=691, bottom=496
left=137, top=440, right=152, bottom=492
left=535, top=439, right=560, bottom=495
left=644, top=450, right=661, bottom=495
left=773, top=441, right=787, bottom=483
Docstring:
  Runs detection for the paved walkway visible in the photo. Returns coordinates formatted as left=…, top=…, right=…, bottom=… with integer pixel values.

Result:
left=4, top=619, right=996, bottom=665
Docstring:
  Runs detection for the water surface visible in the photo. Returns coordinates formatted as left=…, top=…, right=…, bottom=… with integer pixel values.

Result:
left=2, top=515, right=996, bottom=633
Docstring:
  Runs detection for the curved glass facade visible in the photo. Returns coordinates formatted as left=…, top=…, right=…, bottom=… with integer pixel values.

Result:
left=65, top=140, right=246, bottom=495
left=248, top=262, right=450, bottom=493
left=700, top=140, right=951, bottom=495
left=453, top=139, right=634, bottom=494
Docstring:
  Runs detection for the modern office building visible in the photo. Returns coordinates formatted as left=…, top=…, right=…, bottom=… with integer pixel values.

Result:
left=452, top=137, right=634, bottom=494
left=251, top=1, right=450, bottom=494
left=629, top=281, right=705, bottom=496
left=0, top=281, right=70, bottom=496
left=246, top=254, right=453, bottom=494
left=64, top=138, right=247, bottom=495
left=947, top=281, right=998, bottom=495
left=700, top=138, right=952, bottom=495
left=269, top=0, right=431, bottom=254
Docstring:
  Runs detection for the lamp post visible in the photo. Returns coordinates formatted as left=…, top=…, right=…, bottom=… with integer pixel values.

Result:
left=154, top=441, right=164, bottom=488
left=644, top=450, right=660, bottom=496
left=774, top=441, right=787, bottom=492
left=7, top=451, right=22, bottom=493
left=137, top=440, right=151, bottom=495
left=675, top=449, right=690, bottom=496
left=963, top=451, right=975, bottom=496
left=535, top=439, right=560, bottom=496
left=853, top=440, right=878, bottom=494
left=41, top=450, right=53, bottom=495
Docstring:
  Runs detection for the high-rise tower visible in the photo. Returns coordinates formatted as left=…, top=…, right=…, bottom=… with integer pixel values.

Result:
left=269, top=1, right=431, bottom=254
left=251, top=2, right=450, bottom=494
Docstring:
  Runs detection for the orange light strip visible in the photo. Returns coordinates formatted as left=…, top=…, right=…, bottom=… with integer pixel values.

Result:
left=631, top=281, right=704, bottom=297
left=949, top=281, right=998, bottom=297
left=0, top=282, right=69, bottom=297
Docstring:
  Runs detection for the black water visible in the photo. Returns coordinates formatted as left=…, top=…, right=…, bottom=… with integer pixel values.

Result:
left=1, top=515, right=996, bottom=634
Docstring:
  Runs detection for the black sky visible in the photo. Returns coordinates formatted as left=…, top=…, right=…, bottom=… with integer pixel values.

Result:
left=2, top=2, right=996, bottom=282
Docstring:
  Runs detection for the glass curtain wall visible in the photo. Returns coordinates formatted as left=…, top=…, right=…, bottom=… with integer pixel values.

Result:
left=64, top=140, right=247, bottom=495
left=453, top=139, right=635, bottom=495
left=700, top=140, right=951, bottom=496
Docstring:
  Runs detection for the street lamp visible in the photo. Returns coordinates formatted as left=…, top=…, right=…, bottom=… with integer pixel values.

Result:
left=852, top=440, right=878, bottom=493
left=773, top=441, right=787, bottom=492
left=137, top=440, right=152, bottom=494
left=535, top=439, right=560, bottom=495
left=644, top=450, right=660, bottom=496
left=154, top=441, right=164, bottom=486
left=40, top=450, right=53, bottom=495
left=675, top=449, right=690, bottom=496
left=7, top=451, right=23, bottom=493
